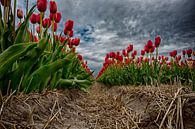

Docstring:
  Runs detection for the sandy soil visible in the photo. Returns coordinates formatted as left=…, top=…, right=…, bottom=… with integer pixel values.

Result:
left=0, top=83, right=195, bottom=129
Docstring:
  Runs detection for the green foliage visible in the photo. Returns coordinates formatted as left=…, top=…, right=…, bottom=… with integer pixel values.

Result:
left=0, top=6, right=93, bottom=95
left=98, top=62, right=195, bottom=89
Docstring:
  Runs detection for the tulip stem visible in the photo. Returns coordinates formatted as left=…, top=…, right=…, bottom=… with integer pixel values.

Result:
left=13, top=0, right=17, bottom=38
left=40, top=12, right=43, bottom=38
left=3, top=0, right=6, bottom=32
left=156, top=47, right=158, bottom=62
left=33, top=24, right=35, bottom=39
left=52, top=19, right=55, bottom=51
left=26, top=0, right=29, bottom=16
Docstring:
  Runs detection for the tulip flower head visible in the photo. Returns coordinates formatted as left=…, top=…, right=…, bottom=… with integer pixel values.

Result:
left=53, top=22, right=57, bottom=32
left=36, top=26, right=41, bottom=33
left=30, top=13, right=37, bottom=24
left=50, top=1, right=57, bottom=14
left=17, top=9, right=23, bottom=19
left=37, top=0, right=47, bottom=12
left=65, top=20, right=74, bottom=31
left=155, top=36, right=161, bottom=48
left=186, top=49, right=192, bottom=57
left=141, top=50, right=145, bottom=56
left=54, top=12, right=62, bottom=23
left=42, top=18, right=51, bottom=28
left=126, top=44, right=133, bottom=53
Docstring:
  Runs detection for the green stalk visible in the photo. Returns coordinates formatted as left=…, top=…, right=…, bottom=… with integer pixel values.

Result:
left=52, top=19, right=55, bottom=51
left=13, top=0, right=17, bottom=38
left=26, top=0, right=29, bottom=16
left=40, top=12, right=43, bottom=38
left=3, top=0, right=6, bottom=32
left=156, top=47, right=158, bottom=61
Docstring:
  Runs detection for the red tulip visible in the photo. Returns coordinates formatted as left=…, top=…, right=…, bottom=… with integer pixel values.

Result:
left=30, top=13, right=37, bottom=24
left=68, top=30, right=74, bottom=37
left=55, top=35, right=59, bottom=41
left=149, top=46, right=155, bottom=53
left=173, top=50, right=177, bottom=57
left=176, top=55, right=181, bottom=61
left=60, top=36, right=66, bottom=43
left=36, top=26, right=40, bottom=33
left=78, top=54, right=83, bottom=61
left=126, top=44, right=133, bottom=53
left=72, top=38, right=80, bottom=46
left=133, top=50, right=137, bottom=56
left=110, top=52, right=116, bottom=58
left=141, top=50, right=145, bottom=56
left=144, top=45, right=149, bottom=53
left=54, top=12, right=62, bottom=23
left=54, top=22, right=57, bottom=32
left=17, top=9, right=23, bottom=19
left=169, top=52, right=173, bottom=57
left=50, top=1, right=57, bottom=14
left=122, top=50, right=127, bottom=57
left=118, top=55, right=123, bottom=62
left=37, top=0, right=47, bottom=12
left=186, top=49, right=192, bottom=57
left=34, top=36, right=39, bottom=42
left=36, top=14, right=42, bottom=24
left=42, top=18, right=51, bottom=28
left=155, top=36, right=161, bottom=48
left=49, top=13, right=55, bottom=20
left=158, top=56, right=161, bottom=60
left=165, top=57, right=169, bottom=61
left=182, top=50, right=186, bottom=55
left=65, top=20, right=74, bottom=31
left=147, top=40, right=153, bottom=49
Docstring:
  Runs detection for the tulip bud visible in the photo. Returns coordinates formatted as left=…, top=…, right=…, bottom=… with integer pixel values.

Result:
left=155, top=36, right=161, bottom=48
left=186, top=49, right=192, bottom=57
left=36, top=26, right=40, bottom=33
left=74, top=38, right=80, bottom=46
left=42, top=18, right=51, bottom=28
left=17, top=9, right=23, bottom=19
left=182, top=50, right=186, bottom=55
left=54, top=22, right=57, bottom=32
left=149, top=46, right=155, bottom=53
left=141, top=50, right=145, bottom=56
left=36, top=14, right=42, bottom=24
left=68, top=30, right=74, bottom=37
left=54, top=12, right=62, bottom=23
left=126, top=44, right=133, bottom=53
left=37, top=0, right=47, bottom=12
left=144, top=45, right=149, bottom=53
left=147, top=40, right=153, bottom=49
left=49, top=13, right=55, bottom=20
left=50, top=1, right=57, bottom=14
left=65, top=20, right=74, bottom=31
left=78, top=54, right=83, bottom=61
left=30, top=13, right=37, bottom=24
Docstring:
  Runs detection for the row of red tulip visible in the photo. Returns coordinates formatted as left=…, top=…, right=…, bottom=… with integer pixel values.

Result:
left=97, top=36, right=195, bottom=79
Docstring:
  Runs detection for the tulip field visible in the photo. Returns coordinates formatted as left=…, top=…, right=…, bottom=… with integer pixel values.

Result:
left=97, top=37, right=195, bottom=91
left=0, top=0, right=195, bottom=129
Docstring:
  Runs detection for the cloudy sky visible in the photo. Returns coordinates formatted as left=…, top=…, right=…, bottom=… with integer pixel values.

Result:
left=18, top=0, right=195, bottom=74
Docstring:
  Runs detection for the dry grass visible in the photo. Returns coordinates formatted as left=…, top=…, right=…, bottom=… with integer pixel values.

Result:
left=0, top=83, right=195, bottom=129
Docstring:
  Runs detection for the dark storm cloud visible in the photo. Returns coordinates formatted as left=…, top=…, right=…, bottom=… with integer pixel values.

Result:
left=18, top=0, right=195, bottom=73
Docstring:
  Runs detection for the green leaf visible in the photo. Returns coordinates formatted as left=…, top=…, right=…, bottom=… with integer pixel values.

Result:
left=24, top=58, right=70, bottom=93
left=0, top=43, right=37, bottom=79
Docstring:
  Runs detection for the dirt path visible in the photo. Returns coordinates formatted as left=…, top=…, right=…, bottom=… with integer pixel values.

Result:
left=0, top=83, right=195, bottom=129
